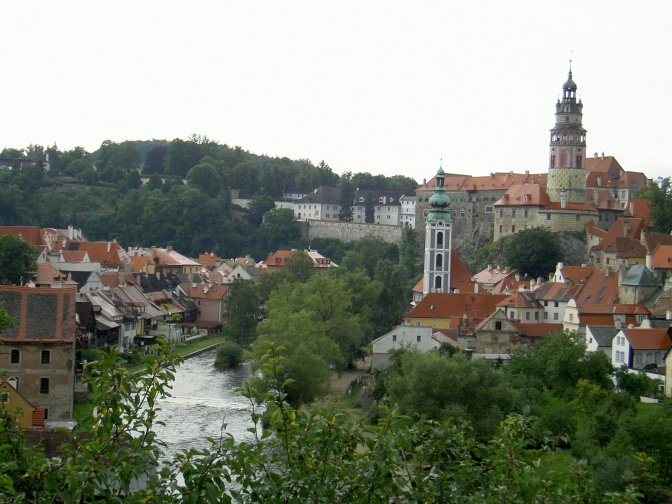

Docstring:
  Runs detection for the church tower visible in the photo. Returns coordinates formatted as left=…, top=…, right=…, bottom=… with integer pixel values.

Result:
left=423, top=166, right=452, bottom=295
left=547, top=65, right=587, bottom=204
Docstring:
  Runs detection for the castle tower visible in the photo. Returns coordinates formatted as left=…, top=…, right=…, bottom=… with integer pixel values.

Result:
left=423, top=166, right=452, bottom=295
left=547, top=65, right=587, bottom=204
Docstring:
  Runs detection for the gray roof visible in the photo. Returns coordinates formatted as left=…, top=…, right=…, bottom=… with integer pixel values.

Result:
left=586, top=325, right=618, bottom=347
left=621, top=265, right=660, bottom=287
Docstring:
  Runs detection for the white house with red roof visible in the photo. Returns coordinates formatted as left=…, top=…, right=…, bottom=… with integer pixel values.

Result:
left=611, top=327, right=671, bottom=385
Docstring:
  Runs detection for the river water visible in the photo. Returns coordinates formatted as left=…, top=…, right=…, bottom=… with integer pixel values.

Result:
left=153, top=348, right=257, bottom=462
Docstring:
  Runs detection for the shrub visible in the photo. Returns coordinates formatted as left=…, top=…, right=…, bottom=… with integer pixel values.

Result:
left=215, top=341, right=243, bottom=368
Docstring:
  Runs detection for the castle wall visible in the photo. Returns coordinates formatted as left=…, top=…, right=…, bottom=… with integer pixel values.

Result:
left=302, top=220, right=403, bottom=245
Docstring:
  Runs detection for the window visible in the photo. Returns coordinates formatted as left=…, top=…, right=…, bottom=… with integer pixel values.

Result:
left=417, top=335, right=421, bottom=342
left=495, top=321, right=502, bottom=330
left=40, top=378, right=50, bottom=395
left=499, top=210, right=503, bottom=218
left=436, top=231, right=444, bottom=247
left=491, top=335, right=498, bottom=344
left=543, top=300, right=548, bottom=306
left=569, top=314, right=574, bottom=321
left=554, top=301, right=559, bottom=308
left=41, top=350, right=51, bottom=364
left=534, top=312, right=539, bottom=320
left=546, top=214, right=551, bottom=220
left=544, top=312, right=548, bottom=319
left=554, top=313, right=559, bottom=321
left=525, top=312, right=530, bottom=320
left=0, top=392, right=8, bottom=404
left=434, top=276, right=442, bottom=290
left=512, top=210, right=516, bottom=218
left=499, top=225, right=503, bottom=233
left=485, top=206, right=493, bottom=213
left=44, top=408, right=49, bottom=420
left=511, top=225, right=516, bottom=233
left=436, top=253, right=443, bottom=268
left=10, top=349, right=20, bottom=364
left=524, top=209, right=528, bottom=218
left=392, top=334, right=397, bottom=342
left=636, top=353, right=642, bottom=365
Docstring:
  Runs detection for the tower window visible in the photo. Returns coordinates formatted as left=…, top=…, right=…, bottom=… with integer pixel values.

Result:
left=436, top=253, right=443, bottom=268
left=436, top=231, right=443, bottom=247
left=434, top=276, right=442, bottom=290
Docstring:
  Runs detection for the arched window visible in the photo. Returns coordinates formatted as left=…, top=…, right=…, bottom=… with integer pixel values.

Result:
left=436, top=253, right=443, bottom=269
left=436, top=231, right=443, bottom=248
left=434, top=276, right=442, bottom=290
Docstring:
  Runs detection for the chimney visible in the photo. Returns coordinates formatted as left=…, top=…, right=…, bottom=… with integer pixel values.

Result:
left=167, top=245, right=173, bottom=252
left=593, top=190, right=599, bottom=205
left=594, top=152, right=598, bottom=158
left=107, top=241, right=111, bottom=253
left=67, top=225, right=74, bottom=240
left=624, top=221, right=630, bottom=237
left=525, top=170, right=529, bottom=175
left=601, top=152, right=605, bottom=160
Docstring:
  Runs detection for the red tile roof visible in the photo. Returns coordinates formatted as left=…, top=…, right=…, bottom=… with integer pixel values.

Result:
left=198, top=253, right=220, bottom=267
left=0, top=285, right=77, bottom=343
left=418, top=172, right=547, bottom=192
left=0, top=226, right=44, bottom=247
left=61, top=250, right=88, bottom=263
left=405, top=292, right=507, bottom=330
left=130, top=255, right=152, bottom=272
left=617, top=171, right=648, bottom=189
left=497, top=291, right=541, bottom=309
left=623, top=199, right=651, bottom=226
left=585, top=155, right=623, bottom=176
left=642, top=232, right=672, bottom=254
left=188, top=283, right=229, bottom=301
left=622, top=328, right=671, bottom=351
left=494, top=184, right=549, bottom=206
left=66, top=240, right=128, bottom=267
left=651, top=245, right=672, bottom=270
left=592, top=217, right=646, bottom=253
left=574, top=271, right=619, bottom=306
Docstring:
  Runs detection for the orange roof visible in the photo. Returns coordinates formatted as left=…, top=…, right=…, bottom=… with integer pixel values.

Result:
left=585, top=188, right=621, bottom=210
left=0, top=285, right=77, bottom=343
left=99, top=271, right=137, bottom=288
left=642, top=232, right=672, bottom=254
left=617, top=171, right=648, bottom=189
left=418, top=172, right=547, bottom=192
left=198, top=253, right=220, bottom=267
left=623, top=199, right=651, bottom=225
left=622, top=328, right=671, bottom=351
left=592, top=217, right=646, bottom=253
left=130, top=255, right=152, bottom=272
left=579, top=303, right=650, bottom=315
left=35, top=263, right=77, bottom=287
left=559, top=264, right=595, bottom=285
left=574, top=271, right=619, bottom=306
left=651, top=245, right=672, bottom=270
left=497, top=291, right=541, bottom=309
left=534, top=282, right=580, bottom=303
left=67, top=240, right=128, bottom=267
left=473, top=266, right=516, bottom=286
left=585, top=221, right=607, bottom=239
left=188, top=283, right=229, bottom=301
left=494, top=184, right=549, bottom=206
left=265, top=249, right=303, bottom=266
left=153, top=247, right=200, bottom=267
left=61, top=250, right=88, bottom=262
left=0, top=226, right=44, bottom=247
left=585, top=155, right=623, bottom=176
left=405, top=292, right=507, bottom=329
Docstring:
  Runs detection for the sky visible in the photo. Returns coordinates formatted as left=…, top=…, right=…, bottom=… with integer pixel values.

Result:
left=2, top=1, right=671, bottom=182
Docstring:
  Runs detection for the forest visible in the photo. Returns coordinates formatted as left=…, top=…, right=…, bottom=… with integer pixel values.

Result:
left=0, top=137, right=417, bottom=260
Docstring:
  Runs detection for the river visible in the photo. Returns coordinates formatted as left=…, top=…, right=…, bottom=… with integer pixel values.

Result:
left=153, top=348, right=257, bottom=462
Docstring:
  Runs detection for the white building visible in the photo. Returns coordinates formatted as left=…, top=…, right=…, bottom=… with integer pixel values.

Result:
left=400, top=195, right=416, bottom=228
left=371, top=324, right=440, bottom=370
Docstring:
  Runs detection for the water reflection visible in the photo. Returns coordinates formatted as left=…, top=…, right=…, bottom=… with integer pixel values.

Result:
left=153, top=348, right=256, bottom=461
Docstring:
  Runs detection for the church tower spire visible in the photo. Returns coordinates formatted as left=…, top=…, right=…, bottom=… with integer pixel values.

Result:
left=422, top=165, right=453, bottom=296
left=547, top=64, right=587, bottom=204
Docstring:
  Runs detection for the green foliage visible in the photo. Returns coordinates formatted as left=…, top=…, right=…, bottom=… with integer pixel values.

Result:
left=363, top=191, right=375, bottom=223
left=504, top=226, right=562, bottom=278
left=223, top=279, right=260, bottom=345
left=385, top=350, right=516, bottom=440
left=0, top=235, right=36, bottom=285
left=506, top=331, right=614, bottom=396
left=338, top=175, right=354, bottom=222
left=615, top=366, right=663, bottom=398
left=340, top=235, right=399, bottom=278
left=640, top=176, right=672, bottom=233
left=215, top=341, right=244, bottom=368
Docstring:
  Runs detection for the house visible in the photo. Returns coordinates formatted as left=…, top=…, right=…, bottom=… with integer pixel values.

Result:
left=585, top=325, right=618, bottom=358
left=496, top=291, right=544, bottom=323
left=473, top=308, right=562, bottom=357
left=472, top=265, right=518, bottom=294
left=371, top=324, right=439, bottom=370
left=563, top=301, right=650, bottom=334
left=65, top=240, right=131, bottom=270
left=0, top=377, right=46, bottom=429
left=264, top=249, right=337, bottom=274
left=612, top=327, right=671, bottom=380
left=618, top=264, right=660, bottom=305
left=149, top=246, right=201, bottom=275
left=294, top=186, right=342, bottom=221
left=186, top=283, right=229, bottom=328
left=0, top=285, right=77, bottom=421
left=404, top=292, right=507, bottom=350
left=589, top=217, right=647, bottom=274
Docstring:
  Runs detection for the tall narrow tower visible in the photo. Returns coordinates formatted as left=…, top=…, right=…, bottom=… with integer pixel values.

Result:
left=423, top=167, right=453, bottom=296
left=547, top=65, right=587, bottom=204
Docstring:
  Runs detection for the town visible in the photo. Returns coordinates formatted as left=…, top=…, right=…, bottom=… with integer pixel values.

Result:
left=2, top=69, right=672, bottom=501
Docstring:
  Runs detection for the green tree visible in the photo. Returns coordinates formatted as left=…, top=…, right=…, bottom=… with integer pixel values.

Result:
left=0, top=235, right=36, bottom=285
left=186, top=161, right=223, bottom=197
left=259, top=208, right=302, bottom=252
left=399, top=226, right=420, bottom=279
left=386, top=350, right=516, bottom=440
left=338, top=174, right=354, bottom=222
left=224, top=279, right=260, bottom=345
left=640, top=176, right=672, bottom=233
left=143, top=145, right=167, bottom=174
left=504, top=226, right=562, bottom=278
left=364, top=191, right=375, bottom=223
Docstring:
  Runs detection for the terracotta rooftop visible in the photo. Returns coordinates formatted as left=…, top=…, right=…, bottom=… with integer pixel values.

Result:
left=152, top=247, right=200, bottom=267
left=497, top=291, right=542, bottom=309
left=472, top=266, right=516, bottom=287
left=187, top=283, right=229, bottom=301
left=494, top=184, right=550, bottom=207
left=0, top=285, right=77, bottom=343
left=592, top=217, right=646, bottom=253
left=617, top=171, right=648, bottom=189
left=418, top=172, right=547, bottom=192
left=585, top=155, right=623, bottom=176
left=621, top=327, right=671, bottom=351
left=130, top=255, right=152, bottom=273
left=623, top=199, right=651, bottom=226
left=405, top=292, right=507, bottom=331
left=61, top=250, right=89, bottom=263
left=642, top=232, right=672, bottom=255
left=574, top=271, right=619, bottom=306
left=651, top=245, right=672, bottom=270
left=198, top=253, right=220, bottom=268
left=0, top=226, right=44, bottom=247
left=66, top=240, right=129, bottom=268
left=533, top=282, right=580, bottom=303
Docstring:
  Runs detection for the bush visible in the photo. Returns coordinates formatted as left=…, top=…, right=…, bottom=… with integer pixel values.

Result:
left=215, top=341, right=243, bottom=368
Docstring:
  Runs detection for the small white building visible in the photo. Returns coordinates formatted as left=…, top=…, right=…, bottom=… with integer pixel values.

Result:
left=371, top=324, right=441, bottom=370
left=400, top=195, right=416, bottom=228
left=611, top=327, right=671, bottom=371
left=585, top=325, right=617, bottom=359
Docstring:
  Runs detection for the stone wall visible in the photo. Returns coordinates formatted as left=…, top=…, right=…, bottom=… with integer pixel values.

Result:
left=302, top=220, right=403, bottom=245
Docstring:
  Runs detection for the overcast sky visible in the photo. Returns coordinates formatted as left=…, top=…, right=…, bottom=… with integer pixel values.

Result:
left=2, top=1, right=670, bottom=182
